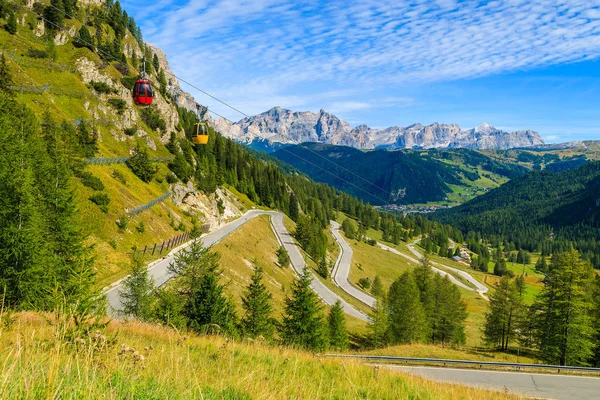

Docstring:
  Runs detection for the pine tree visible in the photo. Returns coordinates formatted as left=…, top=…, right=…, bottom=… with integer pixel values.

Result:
left=43, top=0, right=65, bottom=32
left=535, top=256, right=548, bottom=274
left=152, top=53, right=160, bottom=71
left=483, top=276, right=522, bottom=350
left=328, top=300, right=348, bottom=350
left=413, top=250, right=434, bottom=336
left=126, top=144, right=158, bottom=182
left=5, top=10, right=16, bottom=34
left=371, top=275, right=384, bottom=297
left=119, top=253, right=154, bottom=320
left=280, top=268, right=327, bottom=350
left=241, top=268, right=274, bottom=339
left=429, top=274, right=467, bottom=345
left=493, top=258, right=507, bottom=276
left=535, top=248, right=595, bottom=366
left=387, top=272, right=427, bottom=344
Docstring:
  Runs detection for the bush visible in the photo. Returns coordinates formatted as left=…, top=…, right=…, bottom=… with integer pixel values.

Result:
left=27, top=48, right=48, bottom=59
left=358, top=277, right=371, bottom=290
left=136, top=221, right=145, bottom=234
left=166, top=173, right=178, bottom=184
left=111, top=169, right=127, bottom=185
left=367, top=238, right=377, bottom=246
left=123, top=127, right=137, bottom=136
left=116, top=215, right=128, bottom=231
left=107, top=98, right=127, bottom=114
left=78, top=171, right=105, bottom=191
left=140, top=105, right=166, bottom=131
left=121, top=76, right=137, bottom=90
left=89, top=193, right=110, bottom=213
left=89, top=80, right=116, bottom=94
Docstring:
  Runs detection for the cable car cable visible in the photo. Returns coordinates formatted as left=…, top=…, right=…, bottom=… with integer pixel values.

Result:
left=24, top=2, right=395, bottom=204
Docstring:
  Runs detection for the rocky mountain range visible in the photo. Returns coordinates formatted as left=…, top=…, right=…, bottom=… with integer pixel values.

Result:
left=211, top=107, right=545, bottom=151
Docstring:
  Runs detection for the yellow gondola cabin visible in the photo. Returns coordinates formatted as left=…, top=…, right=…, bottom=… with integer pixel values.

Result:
left=193, top=122, right=209, bottom=145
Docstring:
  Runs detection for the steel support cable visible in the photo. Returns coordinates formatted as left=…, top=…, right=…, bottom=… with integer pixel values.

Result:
left=26, top=2, right=394, bottom=204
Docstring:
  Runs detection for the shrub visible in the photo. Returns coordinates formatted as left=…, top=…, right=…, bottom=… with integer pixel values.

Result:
left=367, top=238, right=377, bottom=246
left=111, top=169, right=127, bottom=185
left=27, top=48, right=48, bottom=59
left=89, top=80, right=116, bottom=94
left=107, top=98, right=127, bottom=114
left=121, top=76, right=137, bottom=90
left=123, top=127, right=137, bottom=136
left=89, top=193, right=110, bottom=213
left=166, top=173, right=178, bottom=184
left=108, top=239, right=117, bottom=250
left=136, top=221, right=145, bottom=234
left=358, top=277, right=371, bottom=290
left=140, top=105, right=166, bottom=131
left=116, top=215, right=128, bottom=231
left=78, top=171, right=105, bottom=191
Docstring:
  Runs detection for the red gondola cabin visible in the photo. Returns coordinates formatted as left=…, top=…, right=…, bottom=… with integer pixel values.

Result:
left=133, top=79, right=154, bottom=106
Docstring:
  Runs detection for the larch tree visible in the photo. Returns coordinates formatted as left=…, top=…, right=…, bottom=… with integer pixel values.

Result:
left=119, top=253, right=154, bottom=320
left=368, top=296, right=391, bottom=348
left=387, top=272, right=427, bottom=344
left=483, top=275, right=522, bottom=350
left=535, top=248, right=595, bottom=366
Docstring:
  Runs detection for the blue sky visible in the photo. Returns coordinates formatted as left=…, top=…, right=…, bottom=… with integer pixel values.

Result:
left=121, top=0, right=600, bottom=143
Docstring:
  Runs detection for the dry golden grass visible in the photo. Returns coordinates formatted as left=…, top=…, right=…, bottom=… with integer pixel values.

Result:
left=0, top=313, right=521, bottom=399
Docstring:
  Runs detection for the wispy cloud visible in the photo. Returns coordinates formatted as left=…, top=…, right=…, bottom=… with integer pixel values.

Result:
left=124, top=0, right=600, bottom=128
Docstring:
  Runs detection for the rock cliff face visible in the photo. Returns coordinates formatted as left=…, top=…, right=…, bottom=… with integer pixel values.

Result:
left=214, top=107, right=544, bottom=151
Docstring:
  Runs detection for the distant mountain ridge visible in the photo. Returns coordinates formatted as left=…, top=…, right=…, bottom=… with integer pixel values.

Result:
left=212, top=107, right=544, bottom=151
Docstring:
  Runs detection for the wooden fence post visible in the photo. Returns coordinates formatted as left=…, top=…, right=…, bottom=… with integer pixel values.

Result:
left=160, top=241, right=165, bottom=254
left=152, top=243, right=157, bottom=255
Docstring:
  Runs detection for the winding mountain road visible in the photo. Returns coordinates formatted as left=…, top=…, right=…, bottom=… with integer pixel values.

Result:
left=105, top=210, right=368, bottom=321
left=407, top=240, right=489, bottom=298
left=330, top=221, right=377, bottom=308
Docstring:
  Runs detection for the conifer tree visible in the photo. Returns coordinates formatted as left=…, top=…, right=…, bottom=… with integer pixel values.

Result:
left=413, top=250, right=434, bottom=336
left=126, top=144, right=157, bottom=182
left=371, top=275, right=384, bottom=298
left=241, top=268, right=274, bottom=339
left=276, top=245, right=290, bottom=268
left=387, top=272, right=427, bottom=344
left=483, top=276, right=522, bottom=350
left=368, top=296, right=391, bottom=348
left=74, top=25, right=94, bottom=51
left=280, top=268, right=327, bottom=350
left=328, top=300, right=348, bottom=350
left=119, top=253, right=154, bottom=320
left=187, top=272, right=237, bottom=335
left=535, top=248, right=595, bottom=366
left=43, top=0, right=65, bottom=32
left=6, top=10, right=16, bottom=34
left=317, top=257, right=329, bottom=279
left=289, top=193, right=299, bottom=221
left=429, top=274, right=467, bottom=345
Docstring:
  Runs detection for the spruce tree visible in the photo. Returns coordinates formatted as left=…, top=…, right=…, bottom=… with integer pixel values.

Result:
left=317, top=257, right=329, bottom=279
left=387, top=272, right=427, bottom=344
left=119, top=253, right=154, bottom=319
left=289, top=193, right=299, bottom=221
left=413, top=250, right=434, bottom=337
left=241, top=268, right=274, bottom=339
left=368, top=296, right=391, bottom=348
left=126, top=144, right=158, bottom=182
left=535, top=248, right=595, bottom=366
left=6, top=10, right=16, bottom=35
left=371, top=275, right=384, bottom=298
left=328, top=300, right=348, bottom=350
left=280, top=268, right=327, bottom=350
left=43, top=0, right=65, bottom=32
left=187, top=272, right=237, bottom=335
left=429, top=274, right=467, bottom=345
left=483, top=276, right=522, bottom=350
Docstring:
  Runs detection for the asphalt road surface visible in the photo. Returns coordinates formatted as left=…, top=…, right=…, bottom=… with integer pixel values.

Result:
left=330, top=221, right=376, bottom=308
left=407, top=240, right=489, bottom=297
left=380, top=364, right=600, bottom=400
left=106, top=210, right=368, bottom=321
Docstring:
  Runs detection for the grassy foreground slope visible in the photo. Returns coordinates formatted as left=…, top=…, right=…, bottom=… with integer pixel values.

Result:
left=0, top=313, right=518, bottom=399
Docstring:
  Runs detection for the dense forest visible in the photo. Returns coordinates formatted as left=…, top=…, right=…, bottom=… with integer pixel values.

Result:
left=434, top=161, right=600, bottom=268
left=272, top=143, right=528, bottom=205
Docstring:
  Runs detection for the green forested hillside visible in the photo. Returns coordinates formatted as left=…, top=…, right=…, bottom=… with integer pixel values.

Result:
left=272, top=143, right=528, bottom=205
left=434, top=161, right=600, bottom=267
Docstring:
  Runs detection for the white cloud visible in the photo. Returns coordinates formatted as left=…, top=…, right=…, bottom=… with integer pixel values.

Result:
left=129, top=1, right=600, bottom=123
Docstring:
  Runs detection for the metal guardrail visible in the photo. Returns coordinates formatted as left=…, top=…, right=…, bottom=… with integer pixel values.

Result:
left=323, top=354, right=600, bottom=374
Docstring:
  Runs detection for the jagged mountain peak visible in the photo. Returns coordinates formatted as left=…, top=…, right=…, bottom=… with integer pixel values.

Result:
left=213, top=108, right=544, bottom=152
